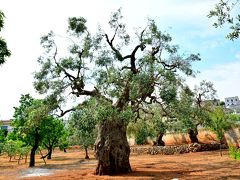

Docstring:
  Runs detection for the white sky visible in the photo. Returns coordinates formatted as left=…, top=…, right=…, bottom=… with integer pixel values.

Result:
left=0, top=0, right=239, bottom=119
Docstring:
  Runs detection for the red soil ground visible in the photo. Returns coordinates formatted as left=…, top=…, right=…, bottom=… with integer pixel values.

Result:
left=0, top=146, right=240, bottom=180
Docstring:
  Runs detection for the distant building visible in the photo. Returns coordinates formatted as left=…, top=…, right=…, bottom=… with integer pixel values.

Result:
left=225, top=96, right=240, bottom=114
left=0, top=119, right=13, bottom=132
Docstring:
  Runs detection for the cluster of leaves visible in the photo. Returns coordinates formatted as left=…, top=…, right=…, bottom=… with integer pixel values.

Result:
left=11, top=94, right=68, bottom=162
left=69, top=99, right=98, bottom=149
left=206, top=107, right=240, bottom=143
left=0, top=10, right=11, bottom=65
left=2, top=140, right=31, bottom=162
left=33, top=9, right=201, bottom=126
left=208, top=0, right=240, bottom=40
left=127, top=119, right=155, bottom=145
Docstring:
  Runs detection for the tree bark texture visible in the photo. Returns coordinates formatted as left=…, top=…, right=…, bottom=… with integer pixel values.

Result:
left=156, top=132, right=165, bottom=146
left=188, top=128, right=199, bottom=143
left=47, top=147, right=53, bottom=159
left=84, top=147, right=89, bottom=159
left=94, top=120, right=132, bottom=175
left=29, top=134, right=40, bottom=167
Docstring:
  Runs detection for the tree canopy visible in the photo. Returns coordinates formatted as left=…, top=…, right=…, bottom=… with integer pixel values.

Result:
left=34, top=9, right=200, bottom=118
left=12, top=94, right=66, bottom=165
left=34, top=9, right=201, bottom=175
left=0, top=10, right=11, bottom=65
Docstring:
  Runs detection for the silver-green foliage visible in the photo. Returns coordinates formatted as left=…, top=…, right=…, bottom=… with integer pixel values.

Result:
left=208, top=0, right=240, bottom=40
left=69, top=99, right=98, bottom=148
left=34, top=9, right=200, bottom=123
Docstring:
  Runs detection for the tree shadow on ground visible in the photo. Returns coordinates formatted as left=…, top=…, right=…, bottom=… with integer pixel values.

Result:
left=118, top=170, right=204, bottom=179
left=38, top=158, right=97, bottom=170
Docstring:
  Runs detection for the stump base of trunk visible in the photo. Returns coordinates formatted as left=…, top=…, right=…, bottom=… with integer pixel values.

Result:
left=188, top=129, right=199, bottom=143
left=95, top=121, right=132, bottom=175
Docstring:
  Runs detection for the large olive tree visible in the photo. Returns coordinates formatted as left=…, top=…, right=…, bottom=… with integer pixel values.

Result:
left=34, top=9, right=200, bottom=175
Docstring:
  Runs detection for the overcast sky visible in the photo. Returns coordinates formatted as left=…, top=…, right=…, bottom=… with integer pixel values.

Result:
left=0, top=0, right=240, bottom=119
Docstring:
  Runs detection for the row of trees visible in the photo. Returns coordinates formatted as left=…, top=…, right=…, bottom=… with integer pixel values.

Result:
left=127, top=80, right=240, bottom=147
left=0, top=94, right=69, bottom=166
left=0, top=89, right=239, bottom=166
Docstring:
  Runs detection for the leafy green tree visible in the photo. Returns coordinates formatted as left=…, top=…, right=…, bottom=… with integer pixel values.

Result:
left=208, top=0, right=240, bottom=40
left=3, top=140, right=22, bottom=161
left=58, top=127, right=70, bottom=153
left=12, top=94, right=49, bottom=167
left=0, top=10, right=11, bottom=65
left=206, top=107, right=237, bottom=156
left=69, top=98, right=98, bottom=159
left=174, top=81, right=216, bottom=143
left=70, top=111, right=96, bottom=159
left=0, top=126, right=7, bottom=155
left=41, top=116, right=65, bottom=159
left=127, top=119, right=155, bottom=145
left=152, top=107, right=168, bottom=146
left=34, top=9, right=200, bottom=175
left=0, top=125, right=7, bottom=143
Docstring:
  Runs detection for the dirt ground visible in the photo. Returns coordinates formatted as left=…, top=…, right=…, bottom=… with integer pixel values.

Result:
left=0, top=147, right=240, bottom=180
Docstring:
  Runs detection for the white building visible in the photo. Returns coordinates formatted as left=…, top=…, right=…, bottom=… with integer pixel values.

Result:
left=225, top=96, right=240, bottom=114
left=0, top=119, right=13, bottom=132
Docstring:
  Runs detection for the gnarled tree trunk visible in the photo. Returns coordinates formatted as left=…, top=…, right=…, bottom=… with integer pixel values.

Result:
left=188, top=128, right=199, bottom=143
left=156, top=132, right=165, bottom=146
left=94, top=120, right=132, bottom=175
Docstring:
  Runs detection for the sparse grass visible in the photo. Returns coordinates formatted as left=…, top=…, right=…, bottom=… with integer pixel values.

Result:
left=229, top=145, right=240, bottom=160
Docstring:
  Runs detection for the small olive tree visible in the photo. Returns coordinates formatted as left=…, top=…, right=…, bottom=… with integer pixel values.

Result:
left=69, top=99, right=98, bottom=159
left=207, top=107, right=239, bottom=156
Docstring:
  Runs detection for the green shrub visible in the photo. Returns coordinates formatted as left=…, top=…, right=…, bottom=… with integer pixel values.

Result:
left=3, top=140, right=25, bottom=161
left=128, top=119, right=155, bottom=145
left=0, top=142, right=4, bottom=155
left=229, top=145, right=240, bottom=160
left=135, top=126, right=150, bottom=145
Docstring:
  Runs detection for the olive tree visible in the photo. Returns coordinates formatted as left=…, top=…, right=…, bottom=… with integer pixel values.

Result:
left=173, top=81, right=217, bottom=143
left=34, top=9, right=200, bottom=175
left=206, top=107, right=239, bottom=156
left=13, top=94, right=51, bottom=167
left=69, top=98, right=98, bottom=159
left=41, top=116, right=66, bottom=159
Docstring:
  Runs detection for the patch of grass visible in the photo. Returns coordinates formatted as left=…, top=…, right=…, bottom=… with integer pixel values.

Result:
left=229, top=145, right=240, bottom=160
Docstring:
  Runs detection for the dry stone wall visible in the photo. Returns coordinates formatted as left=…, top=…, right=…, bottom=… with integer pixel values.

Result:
left=130, top=143, right=227, bottom=155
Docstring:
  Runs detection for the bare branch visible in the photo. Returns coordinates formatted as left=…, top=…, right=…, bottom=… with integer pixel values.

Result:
left=56, top=105, right=76, bottom=117
left=111, top=26, right=119, bottom=44
left=52, top=44, right=76, bottom=81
